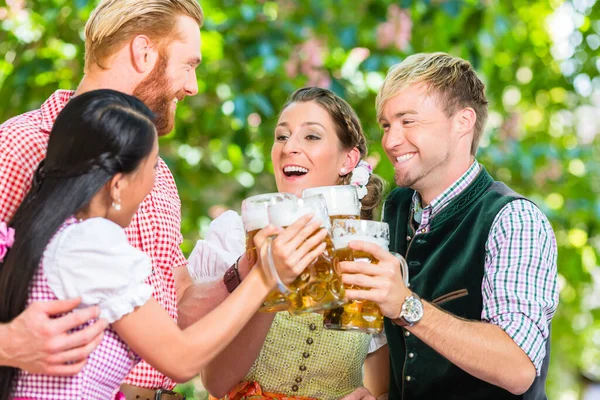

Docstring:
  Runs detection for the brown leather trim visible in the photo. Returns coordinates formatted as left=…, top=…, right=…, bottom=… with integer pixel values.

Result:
left=432, top=289, right=469, bottom=305
left=119, top=384, right=184, bottom=400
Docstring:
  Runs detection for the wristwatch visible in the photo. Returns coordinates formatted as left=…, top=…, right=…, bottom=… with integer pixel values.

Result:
left=394, top=292, right=424, bottom=327
left=223, top=257, right=242, bottom=293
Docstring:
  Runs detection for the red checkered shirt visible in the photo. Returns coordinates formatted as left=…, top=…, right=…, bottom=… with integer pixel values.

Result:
left=0, top=90, right=185, bottom=390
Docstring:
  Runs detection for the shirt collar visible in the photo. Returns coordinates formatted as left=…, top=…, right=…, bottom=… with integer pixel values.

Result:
left=40, top=90, right=75, bottom=134
left=412, top=160, right=481, bottom=219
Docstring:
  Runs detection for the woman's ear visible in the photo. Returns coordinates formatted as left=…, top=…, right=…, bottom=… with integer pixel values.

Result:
left=339, top=147, right=361, bottom=176
left=109, top=173, right=125, bottom=210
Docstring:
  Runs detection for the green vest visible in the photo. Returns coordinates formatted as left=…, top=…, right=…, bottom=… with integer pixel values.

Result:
left=383, top=168, right=550, bottom=400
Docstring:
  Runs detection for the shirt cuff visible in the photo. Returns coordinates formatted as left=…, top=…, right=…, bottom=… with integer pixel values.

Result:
left=492, top=312, right=549, bottom=375
left=368, top=331, right=388, bottom=354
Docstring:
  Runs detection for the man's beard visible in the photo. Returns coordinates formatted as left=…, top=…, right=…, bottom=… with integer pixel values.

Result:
left=133, top=53, right=182, bottom=136
left=394, top=151, right=450, bottom=189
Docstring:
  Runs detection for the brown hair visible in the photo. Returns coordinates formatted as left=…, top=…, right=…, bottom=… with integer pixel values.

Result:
left=376, top=52, right=489, bottom=156
left=84, top=0, right=204, bottom=71
left=281, top=87, right=385, bottom=220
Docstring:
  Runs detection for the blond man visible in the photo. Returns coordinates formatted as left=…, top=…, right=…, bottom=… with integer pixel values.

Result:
left=0, top=1, right=220, bottom=398
left=340, top=53, right=558, bottom=398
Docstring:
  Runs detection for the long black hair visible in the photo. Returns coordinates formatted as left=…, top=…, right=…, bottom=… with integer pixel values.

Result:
left=0, top=89, right=156, bottom=397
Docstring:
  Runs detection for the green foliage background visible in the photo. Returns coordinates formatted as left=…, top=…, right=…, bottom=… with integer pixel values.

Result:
left=1, top=0, right=599, bottom=398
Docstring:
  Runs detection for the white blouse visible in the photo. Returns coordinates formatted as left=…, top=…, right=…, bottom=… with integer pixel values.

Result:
left=187, top=210, right=245, bottom=283
left=43, top=218, right=153, bottom=323
left=187, top=211, right=387, bottom=353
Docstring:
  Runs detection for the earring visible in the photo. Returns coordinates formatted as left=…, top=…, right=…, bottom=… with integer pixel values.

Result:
left=112, top=199, right=122, bottom=211
left=340, top=168, right=347, bottom=175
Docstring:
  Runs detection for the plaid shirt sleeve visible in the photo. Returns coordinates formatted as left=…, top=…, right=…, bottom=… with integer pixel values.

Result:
left=0, top=123, right=45, bottom=223
left=481, top=199, right=558, bottom=375
left=162, top=161, right=186, bottom=270
left=0, top=152, right=31, bottom=223
left=172, top=225, right=186, bottom=268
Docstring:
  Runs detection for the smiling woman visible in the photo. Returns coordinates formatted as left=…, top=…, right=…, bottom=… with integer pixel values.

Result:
left=191, top=87, right=389, bottom=400
left=273, top=101, right=352, bottom=194
left=273, top=87, right=384, bottom=219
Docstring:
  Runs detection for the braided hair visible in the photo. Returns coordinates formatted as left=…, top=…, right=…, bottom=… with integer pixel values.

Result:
left=281, top=87, right=384, bottom=220
left=0, top=89, right=156, bottom=398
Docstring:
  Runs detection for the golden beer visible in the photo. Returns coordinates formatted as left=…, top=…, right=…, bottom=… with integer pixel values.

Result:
left=328, top=214, right=359, bottom=224
left=245, top=228, right=260, bottom=266
left=264, top=195, right=346, bottom=314
left=261, top=289, right=290, bottom=313
left=323, top=219, right=391, bottom=334
left=286, top=235, right=345, bottom=314
left=241, top=192, right=297, bottom=313
left=323, top=247, right=384, bottom=333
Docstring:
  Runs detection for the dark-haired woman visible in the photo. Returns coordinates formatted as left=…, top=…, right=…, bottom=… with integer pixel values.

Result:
left=1, top=89, right=321, bottom=400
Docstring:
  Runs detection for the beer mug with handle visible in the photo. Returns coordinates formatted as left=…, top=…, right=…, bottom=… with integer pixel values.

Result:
left=265, top=194, right=346, bottom=314
left=241, top=192, right=297, bottom=312
left=323, top=219, right=409, bottom=334
left=242, top=193, right=297, bottom=266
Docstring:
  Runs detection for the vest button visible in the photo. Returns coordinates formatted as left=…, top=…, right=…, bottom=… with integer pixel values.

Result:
left=295, top=377, right=303, bottom=383
left=405, top=375, right=413, bottom=382
left=309, top=323, right=317, bottom=331
left=404, top=330, right=411, bottom=337
left=306, top=338, right=313, bottom=345
left=408, top=352, right=415, bottom=359
left=292, top=385, right=299, bottom=392
left=299, top=365, right=307, bottom=371
left=303, top=352, right=310, bottom=358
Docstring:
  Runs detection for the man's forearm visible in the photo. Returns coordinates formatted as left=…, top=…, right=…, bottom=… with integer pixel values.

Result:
left=177, top=279, right=231, bottom=329
left=0, top=323, right=13, bottom=367
left=403, top=302, right=536, bottom=395
left=201, top=311, right=275, bottom=397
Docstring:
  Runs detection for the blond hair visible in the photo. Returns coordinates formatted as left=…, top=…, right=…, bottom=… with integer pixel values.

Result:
left=376, top=52, right=488, bottom=156
left=84, top=0, right=204, bottom=71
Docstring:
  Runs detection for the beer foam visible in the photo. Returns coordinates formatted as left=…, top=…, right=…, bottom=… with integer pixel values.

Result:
left=268, top=195, right=329, bottom=228
left=242, top=193, right=296, bottom=232
left=302, top=185, right=360, bottom=217
left=332, top=234, right=389, bottom=251
left=242, top=208, right=270, bottom=232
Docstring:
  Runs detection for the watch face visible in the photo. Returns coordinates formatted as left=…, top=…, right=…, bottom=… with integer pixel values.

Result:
left=403, top=296, right=424, bottom=323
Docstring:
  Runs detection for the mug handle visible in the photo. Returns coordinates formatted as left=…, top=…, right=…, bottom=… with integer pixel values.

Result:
left=260, top=236, right=292, bottom=295
left=390, top=252, right=410, bottom=288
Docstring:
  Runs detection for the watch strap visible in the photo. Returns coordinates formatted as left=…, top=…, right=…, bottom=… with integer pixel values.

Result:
left=224, top=257, right=242, bottom=293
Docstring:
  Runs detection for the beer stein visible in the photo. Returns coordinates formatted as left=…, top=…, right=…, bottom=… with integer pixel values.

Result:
left=302, top=185, right=360, bottom=223
left=241, top=192, right=297, bottom=312
left=323, top=219, right=409, bottom=334
left=265, top=195, right=345, bottom=314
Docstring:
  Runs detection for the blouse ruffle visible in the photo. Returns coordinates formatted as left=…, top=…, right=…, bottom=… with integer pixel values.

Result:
left=43, top=218, right=153, bottom=323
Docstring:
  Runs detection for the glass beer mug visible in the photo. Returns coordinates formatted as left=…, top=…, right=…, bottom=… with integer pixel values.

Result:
left=241, top=192, right=297, bottom=312
left=322, top=219, right=409, bottom=334
left=302, top=185, right=360, bottom=224
left=264, top=194, right=346, bottom=314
